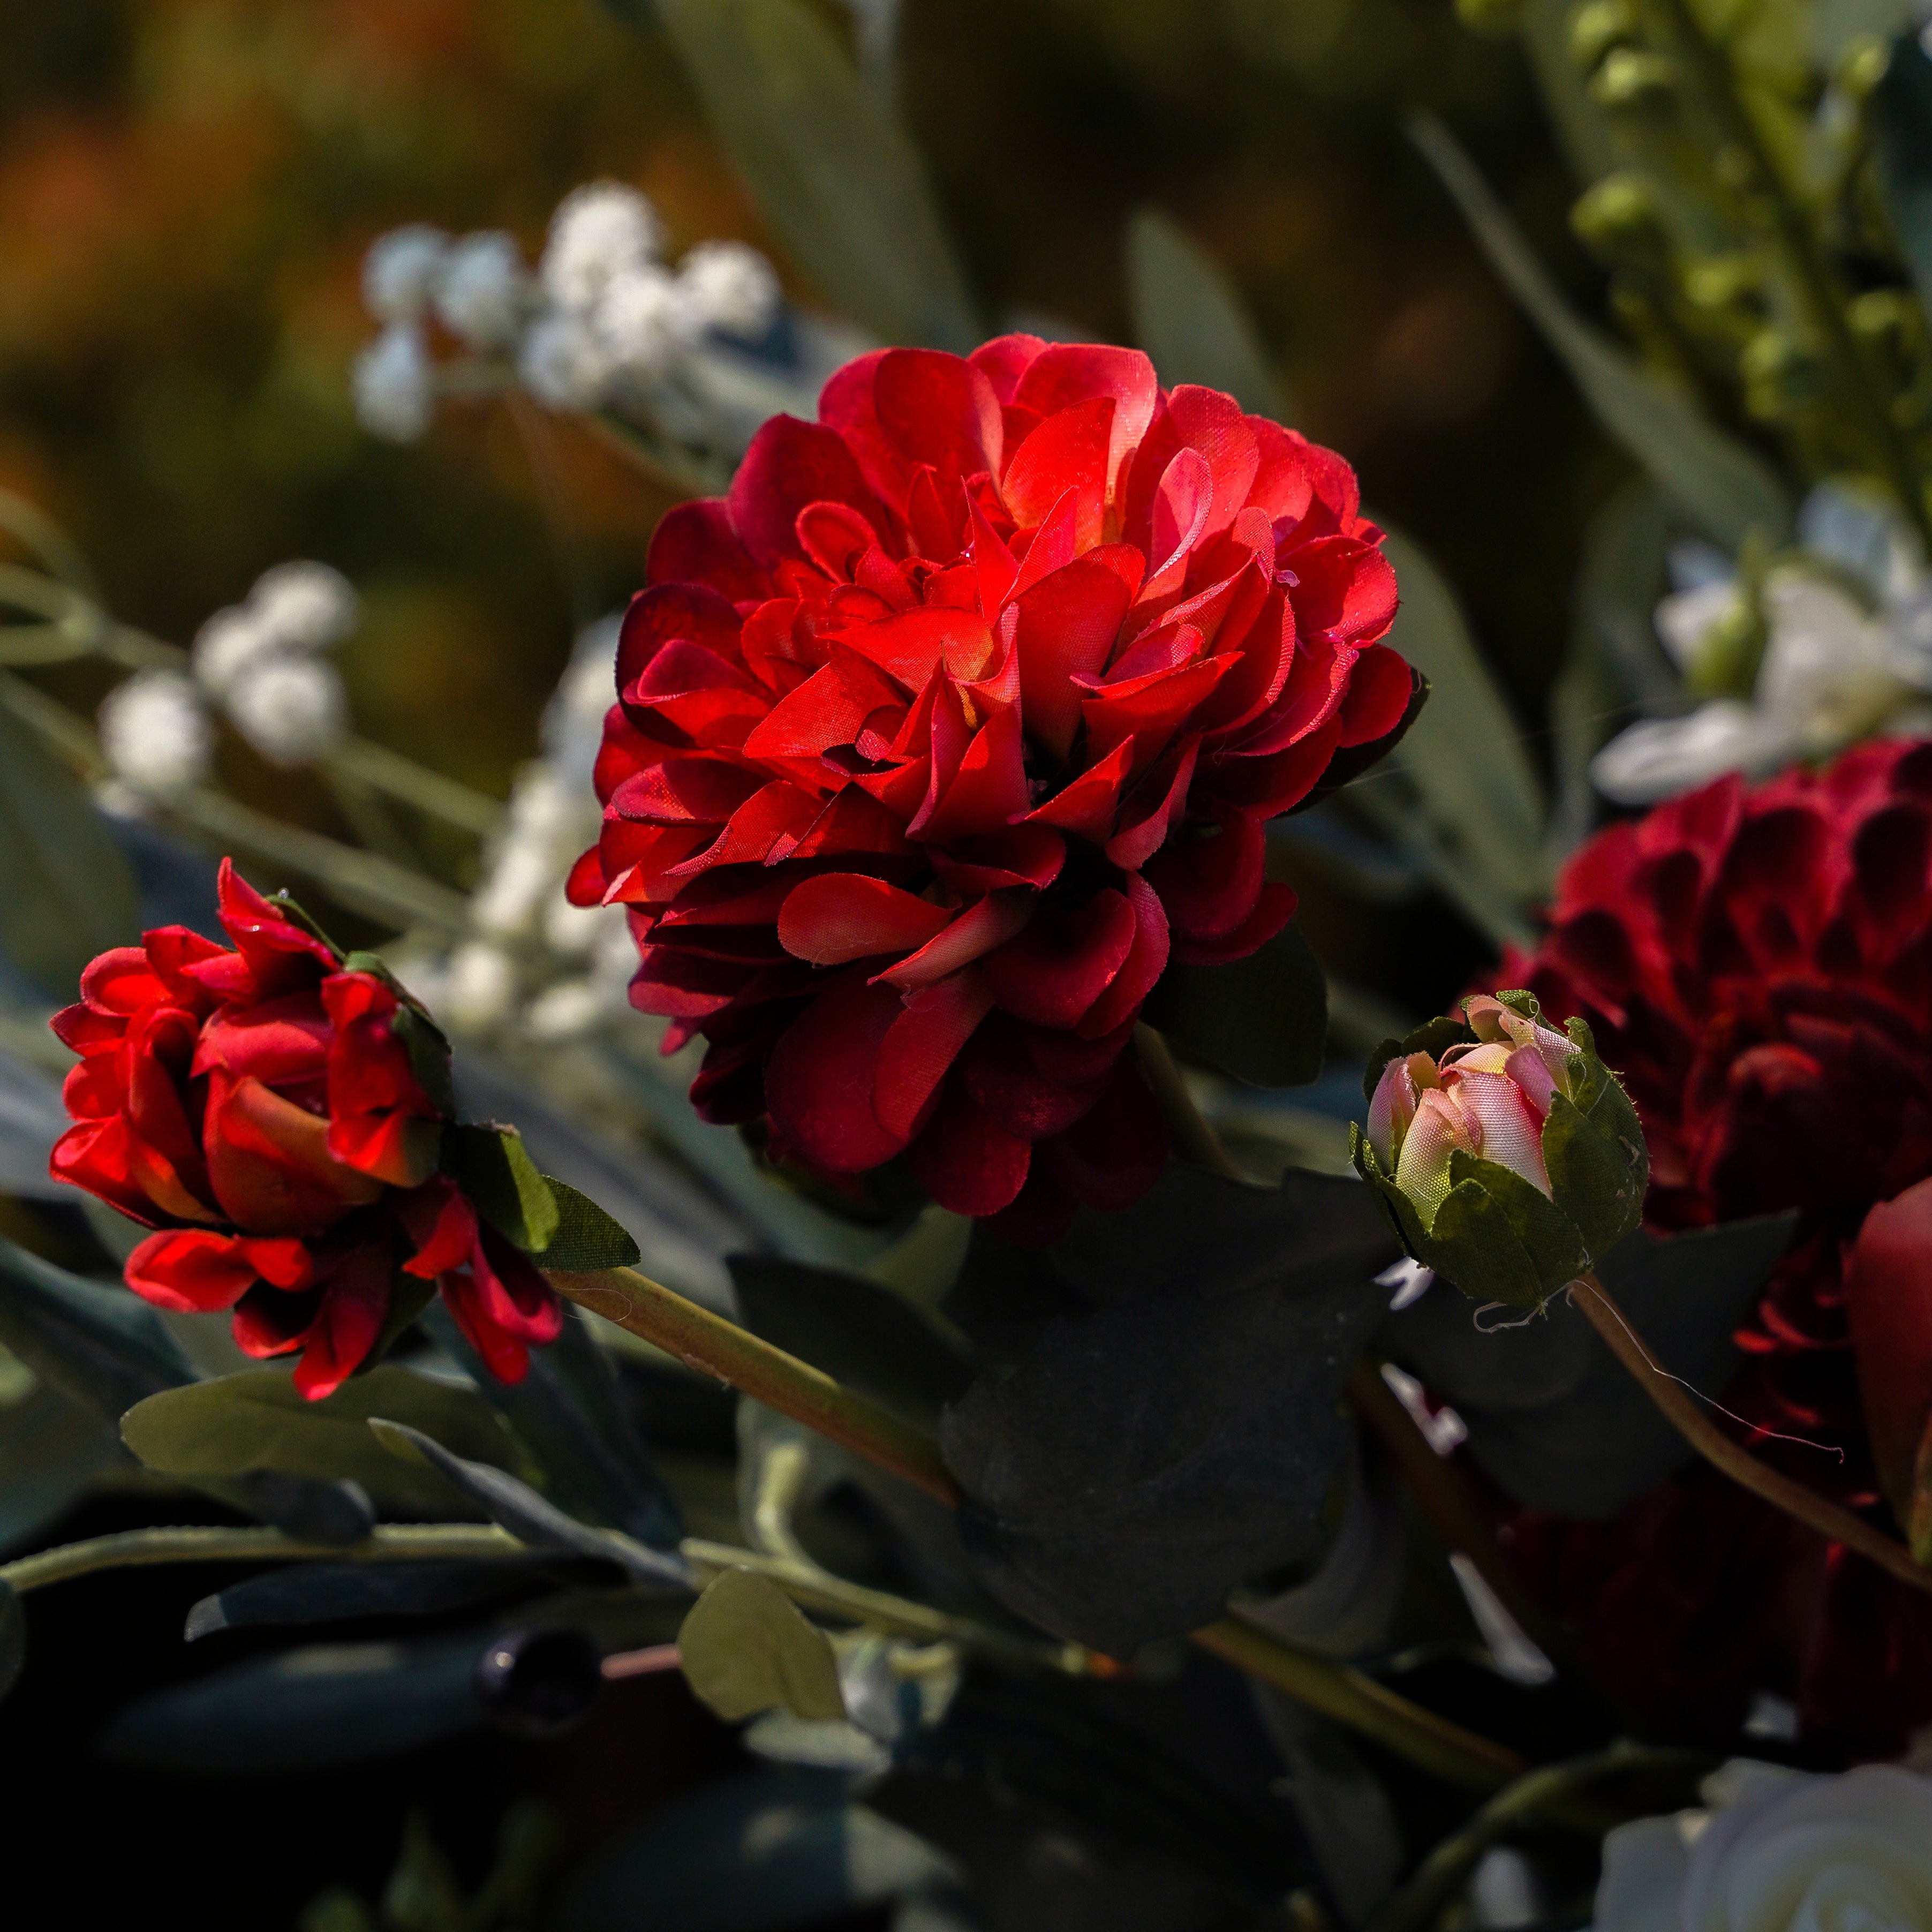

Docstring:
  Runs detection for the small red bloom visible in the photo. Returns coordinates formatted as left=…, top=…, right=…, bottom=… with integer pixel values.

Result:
left=571, top=338, right=1412, bottom=1235
left=50, top=861, right=561, bottom=1397
left=1503, top=738, right=1932, bottom=1744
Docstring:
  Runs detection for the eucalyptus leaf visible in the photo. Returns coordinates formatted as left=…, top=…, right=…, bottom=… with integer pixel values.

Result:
left=444, top=1123, right=560, bottom=1254
left=102, top=1633, right=490, bottom=1771
left=677, top=1568, right=847, bottom=1724
left=423, top=1300, right=680, bottom=1549
left=0, top=1044, right=80, bottom=1203
left=0, top=1383, right=120, bottom=1553
left=553, top=1768, right=950, bottom=1932
left=185, top=1556, right=569, bottom=1642
left=119, top=1365, right=526, bottom=1521
left=940, top=1165, right=1400, bottom=1651
left=366, top=1416, right=691, bottom=1587
left=1409, top=114, right=1792, bottom=551
left=653, top=0, right=979, bottom=350
left=1126, top=209, right=1286, bottom=416
left=729, top=1256, right=972, bottom=1432
left=0, top=705, right=140, bottom=997
left=1383, top=1213, right=1798, bottom=1516
left=1878, top=32, right=1932, bottom=334
left=1141, top=919, right=1327, bottom=1090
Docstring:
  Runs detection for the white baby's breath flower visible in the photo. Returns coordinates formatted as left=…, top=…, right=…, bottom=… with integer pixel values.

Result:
left=192, top=603, right=278, bottom=699
left=541, top=182, right=666, bottom=313
left=1653, top=579, right=1745, bottom=675
left=522, top=977, right=610, bottom=1042
left=543, top=614, right=623, bottom=787
left=1589, top=701, right=1793, bottom=804
left=361, top=225, right=450, bottom=324
left=434, top=230, right=532, bottom=350
left=1593, top=1760, right=1932, bottom=1932
left=677, top=239, right=781, bottom=338
left=545, top=889, right=620, bottom=959
left=98, top=671, right=212, bottom=800
left=441, top=940, right=518, bottom=1034
left=517, top=311, right=613, bottom=411
left=353, top=323, right=435, bottom=442
left=250, top=561, right=359, bottom=652
left=593, top=263, right=699, bottom=382
left=226, top=656, right=348, bottom=766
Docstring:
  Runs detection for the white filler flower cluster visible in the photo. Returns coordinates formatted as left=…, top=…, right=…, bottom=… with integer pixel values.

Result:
left=97, top=561, right=360, bottom=804
left=1592, top=484, right=1932, bottom=805
left=352, top=185, right=781, bottom=443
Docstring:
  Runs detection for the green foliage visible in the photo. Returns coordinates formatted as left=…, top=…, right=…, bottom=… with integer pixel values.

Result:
left=537, top=1180, right=643, bottom=1273
left=652, top=0, right=979, bottom=350
left=186, top=1557, right=563, bottom=1644
left=1125, top=210, right=1287, bottom=417
left=0, top=704, right=139, bottom=998
left=444, top=1124, right=561, bottom=1255
left=1141, top=920, right=1328, bottom=1089
left=677, top=1569, right=846, bottom=1723
left=120, top=1365, right=527, bottom=1520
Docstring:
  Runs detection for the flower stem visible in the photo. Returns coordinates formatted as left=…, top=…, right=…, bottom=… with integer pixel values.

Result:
left=1573, top=1272, right=1932, bottom=1593
left=1133, top=1024, right=1251, bottom=1183
left=1, top=1522, right=522, bottom=1594
left=550, top=1263, right=1530, bottom=1791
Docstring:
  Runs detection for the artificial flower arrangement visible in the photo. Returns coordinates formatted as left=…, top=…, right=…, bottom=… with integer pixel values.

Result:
left=4, top=0, right=1932, bottom=1928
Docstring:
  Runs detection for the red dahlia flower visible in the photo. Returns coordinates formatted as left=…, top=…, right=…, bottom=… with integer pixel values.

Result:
left=1503, top=737, right=1932, bottom=1744
left=569, top=337, right=1414, bottom=1234
left=50, top=861, right=561, bottom=1398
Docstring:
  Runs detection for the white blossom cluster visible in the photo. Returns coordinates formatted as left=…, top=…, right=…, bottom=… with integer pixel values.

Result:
left=352, top=185, right=782, bottom=444
left=97, top=562, right=359, bottom=807
left=1591, top=484, right=1932, bottom=805
left=394, top=615, right=634, bottom=1043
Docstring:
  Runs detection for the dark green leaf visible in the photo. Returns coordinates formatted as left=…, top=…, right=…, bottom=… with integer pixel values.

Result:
left=654, top=0, right=979, bottom=350
left=1424, top=1175, right=1559, bottom=1309
left=1383, top=1213, right=1798, bottom=1516
left=677, top=1568, right=846, bottom=1723
left=444, top=1123, right=560, bottom=1254
left=1142, top=919, right=1327, bottom=1090
left=0, top=1234, right=192, bottom=1423
left=940, top=1165, right=1400, bottom=1651
left=0, top=1044, right=84, bottom=1204
left=0, top=706, right=139, bottom=996
left=1879, top=33, right=1932, bottom=334
left=120, top=1364, right=529, bottom=1520
left=1409, top=114, right=1792, bottom=552
left=185, top=1556, right=568, bottom=1642
left=1544, top=1086, right=1646, bottom=1258
left=0, top=1578, right=22, bottom=1701
left=423, top=1300, right=680, bottom=1549
left=553, top=1768, right=950, bottom=1932
left=729, top=1256, right=971, bottom=1432
left=0, top=1382, right=121, bottom=1553
left=536, top=1179, right=642, bottom=1272
left=1450, top=1149, right=1590, bottom=1305
left=390, top=1003, right=456, bottom=1122
left=366, top=1417, right=691, bottom=1588
left=102, top=1633, right=489, bottom=1771
left=1125, top=208, right=1285, bottom=416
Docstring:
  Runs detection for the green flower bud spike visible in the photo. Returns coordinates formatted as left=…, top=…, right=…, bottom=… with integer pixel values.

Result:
left=1350, top=991, right=1649, bottom=1310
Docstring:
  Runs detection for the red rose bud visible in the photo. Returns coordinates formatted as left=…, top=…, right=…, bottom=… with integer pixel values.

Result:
left=48, top=860, right=588, bottom=1399
left=569, top=337, right=1415, bottom=1242
left=1845, top=1175, right=1932, bottom=1556
left=1351, top=991, right=1648, bottom=1308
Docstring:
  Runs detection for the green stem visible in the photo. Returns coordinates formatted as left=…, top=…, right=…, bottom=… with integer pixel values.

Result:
left=1133, top=1024, right=1252, bottom=1183
left=327, top=738, right=504, bottom=838
left=1655, top=0, right=1928, bottom=539
left=550, top=1263, right=1531, bottom=1792
left=1, top=1523, right=522, bottom=1594
left=1363, top=1743, right=1711, bottom=1932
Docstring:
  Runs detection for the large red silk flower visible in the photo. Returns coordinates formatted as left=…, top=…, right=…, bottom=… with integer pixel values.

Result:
left=571, top=338, right=1411, bottom=1235
left=50, top=861, right=561, bottom=1397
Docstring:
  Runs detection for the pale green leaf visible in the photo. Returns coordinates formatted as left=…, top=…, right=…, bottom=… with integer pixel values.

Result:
left=677, top=1568, right=846, bottom=1723
left=1126, top=209, right=1287, bottom=417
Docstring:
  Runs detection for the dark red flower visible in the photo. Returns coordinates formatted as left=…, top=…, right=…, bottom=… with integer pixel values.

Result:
left=1501, top=737, right=1932, bottom=1744
left=570, top=338, right=1412, bottom=1235
left=50, top=860, right=561, bottom=1397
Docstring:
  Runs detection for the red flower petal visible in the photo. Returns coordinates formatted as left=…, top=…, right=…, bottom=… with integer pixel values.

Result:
left=873, top=967, right=998, bottom=1142
left=905, top=1084, right=1031, bottom=1215
left=765, top=975, right=911, bottom=1172
left=983, top=887, right=1137, bottom=1029
left=778, top=873, right=955, bottom=966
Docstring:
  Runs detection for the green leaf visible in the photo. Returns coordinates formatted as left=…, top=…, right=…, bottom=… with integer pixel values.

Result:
left=119, top=1365, right=528, bottom=1520
left=1544, top=1084, right=1647, bottom=1257
left=1142, top=919, right=1327, bottom=1089
left=1410, top=113, right=1792, bottom=552
left=0, top=704, right=139, bottom=997
left=677, top=1569, right=846, bottom=1723
left=1425, top=1175, right=1556, bottom=1309
left=0, top=1234, right=193, bottom=1424
left=366, top=1416, right=689, bottom=1587
left=0, top=1579, right=21, bottom=1701
left=1125, top=209, right=1286, bottom=417
left=0, top=1383, right=121, bottom=1554
left=1377, top=526, right=1548, bottom=904
left=1878, top=33, right=1932, bottom=335
left=535, top=1179, right=641, bottom=1272
left=185, top=1556, right=562, bottom=1642
left=445, top=1124, right=560, bottom=1254
left=653, top=0, right=979, bottom=350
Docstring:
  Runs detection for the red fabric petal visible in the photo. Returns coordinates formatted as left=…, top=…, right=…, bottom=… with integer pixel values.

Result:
left=1846, top=1175, right=1932, bottom=1511
left=647, top=498, right=767, bottom=603
left=292, top=1241, right=395, bottom=1400
left=203, top=1072, right=383, bottom=1235
left=873, top=967, right=998, bottom=1142
left=778, top=873, right=954, bottom=965
left=1036, top=1055, right=1169, bottom=1211
left=728, top=414, right=889, bottom=571
left=983, top=887, right=1137, bottom=1029
left=905, top=1084, right=1031, bottom=1215
left=1335, top=643, right=1415, bottom=748
left=1077, top=872, right=1171, bottom=1039
left=1000, top=398, right=1113, bottom=548
left=765, top=975, right=911, bottom=1172
left=124, top=1229, right=310, bottom=1315
left=1143, top=806, right=1268, bottom=942
left=1013, top=557, right=1133, bottom=760
left=1169, top=879, right=1297, bottom=967
left=875, top=890, right=1035, bottom=990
